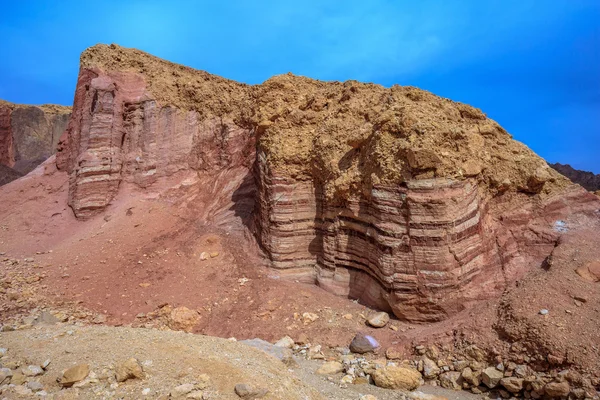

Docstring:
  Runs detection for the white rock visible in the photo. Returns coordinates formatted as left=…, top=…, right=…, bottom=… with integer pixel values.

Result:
left=142, top=388, right=151, bottom=395
left=274, top=336, right=295, bottom=348
left=22, top=365, right=44, bottom=377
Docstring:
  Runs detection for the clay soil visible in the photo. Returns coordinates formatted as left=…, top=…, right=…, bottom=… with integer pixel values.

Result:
left=1, top=159, right=599, bottom=380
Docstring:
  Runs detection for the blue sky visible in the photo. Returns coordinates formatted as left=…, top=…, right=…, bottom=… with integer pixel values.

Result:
left=1, top=0, right=599, bottom=172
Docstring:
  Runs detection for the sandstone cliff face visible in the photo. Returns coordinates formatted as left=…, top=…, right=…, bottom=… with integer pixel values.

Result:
left=0, top=100, right=71, bottom=177
left=58, top=44, right=600, bottom=322
left=550, top=163, right=600, bottom=192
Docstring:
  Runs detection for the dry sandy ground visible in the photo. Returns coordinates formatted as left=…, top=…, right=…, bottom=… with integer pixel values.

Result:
left=0, top=324, right=479, bottom=400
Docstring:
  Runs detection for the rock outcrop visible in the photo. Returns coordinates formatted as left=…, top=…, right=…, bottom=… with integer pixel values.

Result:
left=0, top=100, right=71, bottom=176
left=57, top=44, right=600, bottom=322
left=550, top=162, right=600, bottom=192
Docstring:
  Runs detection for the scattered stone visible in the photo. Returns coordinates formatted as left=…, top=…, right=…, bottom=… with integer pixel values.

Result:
left=316, top=361, right=344, bottom=375
left=385, top=347, right=403, bottom=360
left=367, top=312, right=389, bottom=328
left=539, top=309, right=549, bottom=315
left=199, top=252, right=209, bottom=260
left=187, top=391, right=205, bottom=399
left=349, top=333, right=380, bottom=354
left=142, top=388, right=151, bottom=396
left=22, top=364, right=44, bottom=376
left=0, top=348, right=6, bottom=357
left=422, top=357, right=440, bottom=379
left=371, top=366, right=421, bottom=390
left=26, top=380, right=44, bottom=392
left=274, top=336, right=295, bottom=348
left=296, top=332, right=310, bottom=345
left=115, top=358, right=144, bottom=382
left=60, top=364, right=90, bottom=387
left=340, top=374, right=354, bottom=384
left=11, top=372, right=26, bottom=385
left=171, top=383, right=195, bottom=398
left=461, top=367, right=480, bottom=386
left=13, top=385, right=33, bottom=396
left=0, top=368, right=12, bottom=384
left=41, top=359, right=51, bottom=369
left=481, top=367, right=504, bottom=388
left=234, top=383, right=268, bottom=399
left=501, top=377, right=524, bottom=393
left=439, top=371, right=462, bottom=390
left=544, top=381, right=570, bottom=398
left=302, top=312, right=319, bottom=324
left=37, top=311, right=60, bottom=325
left=209, top=251, right=219, bottom=258
left=167, top=307, right=200, bottom=332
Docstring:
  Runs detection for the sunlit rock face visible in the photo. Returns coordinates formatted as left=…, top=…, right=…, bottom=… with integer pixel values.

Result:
left=60, top=44, right=600, bottom=321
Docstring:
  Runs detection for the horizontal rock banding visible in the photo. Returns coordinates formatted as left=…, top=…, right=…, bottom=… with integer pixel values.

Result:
left=58, top=44, right=600, bottom=322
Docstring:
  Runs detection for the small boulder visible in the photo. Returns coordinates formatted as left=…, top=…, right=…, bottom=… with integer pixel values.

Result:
left=461, top=367, right=480, bottom=386
left=349, top=333, right=380, bottom=354
left=115, top=358, right=144, bottom=382
left=544, top=381, right=570, bottom=398
left=371, top=366, right=421, bottom=390
left=60, top=364, right=90, bottom=387
left=367, top=312, right=390, bottom=328
left=167, top=307, right=200, bottom=332
left=501, top=377, right=523, bottom=393
left=234, top=383, right=268, bottom=399
left=439, top=371, right=462, bottom=390
left=422, top=357, right=440, bottom=379
left=481, top=366, right=504, bottom=388
left=316, top=361, right=344, bottom=375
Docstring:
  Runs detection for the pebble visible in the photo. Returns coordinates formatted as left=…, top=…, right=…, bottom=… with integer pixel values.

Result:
left=142, top=388, right=151, bottom=395
left=539, top=309, right=549, bottom=315
left=367, top=312, right=390, bottom=328
left=0, top=348, right=6, bottom=357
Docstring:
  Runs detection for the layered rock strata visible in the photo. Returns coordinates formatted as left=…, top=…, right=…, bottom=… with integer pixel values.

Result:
left=58, top=44, right=600, bottom=321
left=0, top=100, right=71, bottom=176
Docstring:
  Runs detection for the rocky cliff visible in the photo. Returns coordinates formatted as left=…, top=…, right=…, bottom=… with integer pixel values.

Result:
left=0, top=100, right=71, bottom=178
left=57, top=44, right=599, bottom=322
left=550, top=162, right=600, bottom=192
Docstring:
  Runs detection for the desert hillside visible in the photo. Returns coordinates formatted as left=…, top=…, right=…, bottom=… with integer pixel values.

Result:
left=0, top=44, right=599, bottom=400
